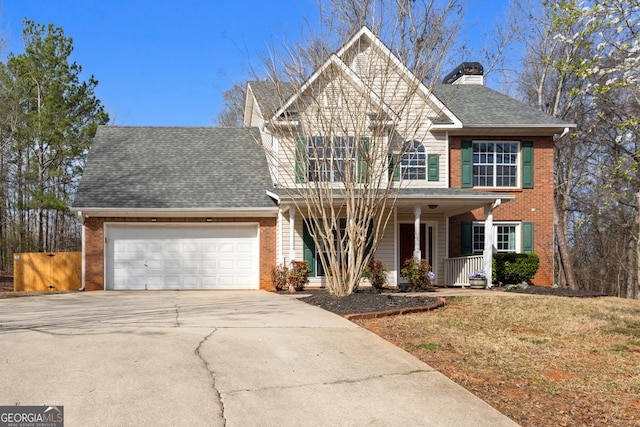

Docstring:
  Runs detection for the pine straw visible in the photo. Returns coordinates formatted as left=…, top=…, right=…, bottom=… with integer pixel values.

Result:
left=355, top=295, right=640, bottom=427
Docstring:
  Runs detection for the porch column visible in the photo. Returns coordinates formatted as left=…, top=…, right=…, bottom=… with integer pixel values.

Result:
left=483, top=199, right=501, bottom=287
left=413, top=205, right=422, bottom=260
left=289, top=208, right=296, bottom=263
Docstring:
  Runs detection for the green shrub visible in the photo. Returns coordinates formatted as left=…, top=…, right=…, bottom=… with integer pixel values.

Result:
left=400, top=258, right=434, bottom=291
left=271, top=261, right=311, bottom=291
left=288, top=260, right=311, bottom=291
left=363, top=259, right=388, bottom=292
left=493, top=253, right=539, bottom=285
left=270, top=264, right=289, bottom=291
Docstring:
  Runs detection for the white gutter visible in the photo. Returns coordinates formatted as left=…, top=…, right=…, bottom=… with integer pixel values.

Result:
left=558, top=127, right=570, bottom=139
left=70, top=207, right=280, bottom=218
left=266, top=189, right=280, bottom=203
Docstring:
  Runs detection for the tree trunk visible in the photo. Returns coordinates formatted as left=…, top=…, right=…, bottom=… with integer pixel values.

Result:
left=634, top=192, right=640, bottom=299
left=554, top=203, right=578, bottom=290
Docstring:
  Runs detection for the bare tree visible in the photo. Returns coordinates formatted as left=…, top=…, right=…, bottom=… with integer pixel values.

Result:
left=511, top=0, right=590, bottom=290
left=516, top=0, right=639, bottom=297
left=250, top=2, right=462, bottom=296
left=215, top=82, right=246, bottom=127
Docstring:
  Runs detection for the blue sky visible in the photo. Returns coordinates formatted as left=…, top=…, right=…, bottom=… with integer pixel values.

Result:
left=1, top=0, right=512, bottom=126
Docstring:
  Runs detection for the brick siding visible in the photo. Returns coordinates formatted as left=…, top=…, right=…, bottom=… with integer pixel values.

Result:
left=449, top=136, right=555, bottom=286
left=82, top=216, right=276, bottom=291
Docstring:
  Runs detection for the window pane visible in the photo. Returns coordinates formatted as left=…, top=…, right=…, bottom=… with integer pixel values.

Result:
left=474, top=223, right=518, bottom=253
left=473, top=225, right=484, bottom=253
left=473, top=141, right=519, bottom=187
left=401, top=140, right=426, bottom=180
left=496, top=225, right=516, bottom=252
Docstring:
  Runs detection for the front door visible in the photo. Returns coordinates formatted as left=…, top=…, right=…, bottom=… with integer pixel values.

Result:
left=398, top=224, right=432, bottom=269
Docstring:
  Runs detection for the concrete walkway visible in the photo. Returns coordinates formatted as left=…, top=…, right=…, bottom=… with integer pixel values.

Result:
left=0, top=291, right=518, bottom=426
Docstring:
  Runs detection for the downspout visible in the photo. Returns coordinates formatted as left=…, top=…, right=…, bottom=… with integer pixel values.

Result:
left=77, top=211, right=86, bottom=291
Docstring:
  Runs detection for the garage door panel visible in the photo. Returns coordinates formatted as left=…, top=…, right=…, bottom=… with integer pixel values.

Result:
left=183, top=243, right=199, bottom=252
left=217, top=276, right=236, bottom=287
left=166, top=243, right=182, bottom=252
left=164, top=260, right=182, bottom=270
left=165, top=276, right=181, bottom=286
left=129, top=243, right=145, bottom=253
left=237, top=259, right=253, bottom=269
left=237, top=243, right=253, bottom=252
left=106, top=224, right=259, bottom=290
left=201, top=242, right=218, bottom=252
left=201, top=260, right=218, bottom=269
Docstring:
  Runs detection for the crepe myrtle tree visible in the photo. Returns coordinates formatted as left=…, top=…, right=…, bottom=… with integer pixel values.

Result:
left=251, top=3, right=461, bottom=296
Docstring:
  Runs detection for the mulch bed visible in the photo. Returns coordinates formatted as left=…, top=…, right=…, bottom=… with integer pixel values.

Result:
left=298, top=285, right=606, bottom=317
left=299, top=288, right=441, bottom=316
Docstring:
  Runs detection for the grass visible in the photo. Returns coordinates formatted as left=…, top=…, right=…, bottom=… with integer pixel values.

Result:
left=355, top=295, right=640, bottom=427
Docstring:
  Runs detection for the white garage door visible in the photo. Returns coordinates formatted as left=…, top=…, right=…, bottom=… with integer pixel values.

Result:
left=106, top=224, right=259, bottom=290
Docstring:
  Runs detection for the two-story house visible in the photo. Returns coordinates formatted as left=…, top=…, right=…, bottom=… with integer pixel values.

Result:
left=72, top=27, right=573, bottom=291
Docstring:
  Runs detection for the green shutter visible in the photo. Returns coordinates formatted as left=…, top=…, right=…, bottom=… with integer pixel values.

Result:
left=357, top=137, right=370, bottom=183
left=522, top=222, right=534, bottom=253
left=427, top=154, right=439, bottom=181
left=461, top=140, right=473, bottom=188
left=388, top=153, right=400, bottom=181
left=461, top=221, right=472, bottom=255
left=364, top=220, right=374, bottom=259
left=295, top=136, right=307, bottom=183
left=303, top=221, right=316, bottom=277
left=521, top=141, right=534, bottom=189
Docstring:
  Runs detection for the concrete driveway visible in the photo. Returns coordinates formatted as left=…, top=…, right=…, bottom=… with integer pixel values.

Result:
left=0, top=291, right=517, bottom=426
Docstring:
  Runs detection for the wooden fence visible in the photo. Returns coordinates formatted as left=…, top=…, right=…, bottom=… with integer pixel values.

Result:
left=13, top=252, right=82, bottom=292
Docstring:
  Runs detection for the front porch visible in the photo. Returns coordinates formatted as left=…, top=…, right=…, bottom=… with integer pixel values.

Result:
left=277, top=189, right=511, bottom=288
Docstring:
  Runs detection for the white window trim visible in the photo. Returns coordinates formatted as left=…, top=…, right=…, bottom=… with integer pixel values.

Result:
left=472, top=140, right=520, bottom=189
left=401, top=140, right=427, bottom=181
left=472, top=221, right=521, bottom=254
left=306, top=135, right=360, bottom=183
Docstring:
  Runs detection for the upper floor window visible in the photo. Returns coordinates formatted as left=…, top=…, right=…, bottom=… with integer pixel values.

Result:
left=401, top=140, right=427, bottom=180
left=473, top=141, right=519, bottom=187
left=307, top=136, right=356, bottom=182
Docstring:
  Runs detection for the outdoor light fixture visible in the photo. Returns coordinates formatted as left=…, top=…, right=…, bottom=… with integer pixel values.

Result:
left=206, top=218, right=213, bottom=222
left=151, top=218, right=157, bottom=222
left=428, top=205, right=438, bottom=209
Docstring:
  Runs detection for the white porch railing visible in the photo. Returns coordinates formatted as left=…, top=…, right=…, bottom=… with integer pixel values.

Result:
left=444, top=255, right=484, bottom=286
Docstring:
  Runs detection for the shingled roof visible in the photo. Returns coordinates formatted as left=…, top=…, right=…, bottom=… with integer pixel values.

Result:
left=431, top=84, right=571, bottom=128
left=72, top=126, right=277, bottom=210
left=247, top=81, right=298, bottom=118
left=249, top=80, right=571, bottom=129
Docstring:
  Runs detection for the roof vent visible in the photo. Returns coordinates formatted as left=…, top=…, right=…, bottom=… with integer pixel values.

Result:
left=442, top=62, right=484, bottom=85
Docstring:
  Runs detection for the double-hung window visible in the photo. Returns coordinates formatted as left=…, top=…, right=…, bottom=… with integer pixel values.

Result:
left=401, top=140, right=427, bottom=180
left=472, top=222, right=520, bottom=253
left=473, top=141, right=519, bottom=187
left=307, top=136, right=356, bottom=182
